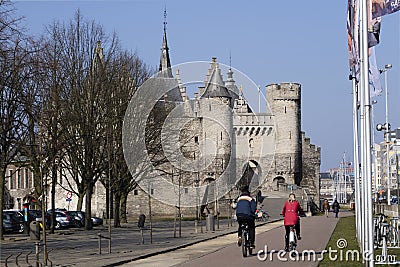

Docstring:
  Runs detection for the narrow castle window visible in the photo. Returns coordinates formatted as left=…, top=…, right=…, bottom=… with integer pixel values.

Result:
left=25, top=168, right=29, bottom=188
left=17, top=169, right=21, bottom=189
left=220, top=132, right=223, bottom=140
left=249, top=138, right=254, bottom=148
left=289, top=131, right=292, bottom=139
left=284, top=106, right=287, bottom=113
left=134, top=189, right=138, bottom=195
left=194, top=136, right=199, bottom=144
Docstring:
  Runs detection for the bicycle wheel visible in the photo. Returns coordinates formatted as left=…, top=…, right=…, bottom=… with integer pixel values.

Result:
left=241, top=230, right=248, bottom=257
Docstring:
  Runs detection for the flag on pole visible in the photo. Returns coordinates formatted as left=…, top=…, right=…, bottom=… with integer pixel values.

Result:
left=367, top=17, right=381, bottom=48
left=372, top=0, right=400, bottom=19
left=347, top=0, right=359, bottom=69
left=347, top=0, right=382, bottom=97
left=369, top=47, right=382, bottom=97
left=368, top=0, right=382, bottom=96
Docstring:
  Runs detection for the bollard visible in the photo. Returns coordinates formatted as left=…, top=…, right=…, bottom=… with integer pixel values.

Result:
left=140, top=228, right=144, bottom=244
left=98, top=233, right=102, bottom=254
left=35, top=242, right=40, bottom=267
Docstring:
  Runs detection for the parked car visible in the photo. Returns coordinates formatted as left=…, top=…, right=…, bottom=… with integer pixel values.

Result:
left=47, top=211, right=72, bottom=229
left=2, top=210, right=23, bottom=233
left=91, top=216, right=103, bottom=226
left=67, top=211, right=103, bottom=227
left=64, top=211, right=84, bottom=228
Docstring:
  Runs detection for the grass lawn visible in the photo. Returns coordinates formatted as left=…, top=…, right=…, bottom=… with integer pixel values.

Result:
left=320, top=215, right=400, bottom=266
left=319, top=216, right=363, bottom=267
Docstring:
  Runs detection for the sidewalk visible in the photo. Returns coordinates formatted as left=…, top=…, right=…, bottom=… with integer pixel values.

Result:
left=126, top=211, right=354, bottom=267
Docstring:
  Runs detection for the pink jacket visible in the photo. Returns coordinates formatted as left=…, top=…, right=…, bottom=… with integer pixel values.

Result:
left=281, top=200, right=303, bottom=226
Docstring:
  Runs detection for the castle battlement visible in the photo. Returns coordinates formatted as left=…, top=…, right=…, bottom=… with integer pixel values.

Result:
left=266, top=82, right=301, bottom=101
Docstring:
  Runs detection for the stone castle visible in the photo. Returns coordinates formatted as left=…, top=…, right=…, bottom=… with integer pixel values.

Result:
left=5, top=18, right=321, bottom=218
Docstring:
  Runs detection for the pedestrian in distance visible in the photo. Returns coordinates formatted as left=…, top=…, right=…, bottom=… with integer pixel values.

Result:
left=332, top=199, right=340, bottom=218
left=323, top=199, right=330, bottom=217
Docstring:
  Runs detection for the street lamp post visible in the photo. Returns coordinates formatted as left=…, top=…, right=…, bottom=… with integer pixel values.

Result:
left=379, top=64, right=392, bottom=205
left=371, top=100, right=378, bottom=197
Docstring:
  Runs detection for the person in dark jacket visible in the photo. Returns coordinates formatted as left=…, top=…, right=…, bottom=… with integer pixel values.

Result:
left=332, top=200, right=340, bottom=218
left=236, top=186, right=256, bottom=248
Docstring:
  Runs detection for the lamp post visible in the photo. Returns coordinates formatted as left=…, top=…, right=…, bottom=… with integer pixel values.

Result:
left=371, top=100, right=378, bottom=198
left=379, top=63, right=392, bottom=205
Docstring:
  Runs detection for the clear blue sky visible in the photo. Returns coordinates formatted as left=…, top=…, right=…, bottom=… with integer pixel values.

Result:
left=13, top=0, right=400, bottom=171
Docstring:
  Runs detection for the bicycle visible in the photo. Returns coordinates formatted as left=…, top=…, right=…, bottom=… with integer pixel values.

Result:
left=255, top=209, right=270, bottom=222
left=240, top=222, right=253, bottom=257
left=288, top=225, right=297, bottom=251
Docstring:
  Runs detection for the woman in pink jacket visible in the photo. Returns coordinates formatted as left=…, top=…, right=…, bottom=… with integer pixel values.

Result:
left=281, top=193, right=304, bottom=251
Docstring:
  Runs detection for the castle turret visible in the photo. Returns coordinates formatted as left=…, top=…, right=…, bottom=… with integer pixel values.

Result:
left=266, top=82, right=302, bottom=185
left=201, top=57, right=232, bottom=107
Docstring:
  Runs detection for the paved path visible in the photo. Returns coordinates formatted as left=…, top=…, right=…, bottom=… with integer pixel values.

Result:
left=125, top=212, right=353, bottom=267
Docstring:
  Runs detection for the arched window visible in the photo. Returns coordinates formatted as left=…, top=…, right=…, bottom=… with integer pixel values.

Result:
left=249, top=138, right=254, bottom=148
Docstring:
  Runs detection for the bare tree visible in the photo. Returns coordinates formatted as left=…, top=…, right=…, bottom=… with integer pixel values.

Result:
left=0, top=1, right=30, bottom=239
left=55, top=11, right=119, bottom=229
left=103, top=51, right=151, bottom=226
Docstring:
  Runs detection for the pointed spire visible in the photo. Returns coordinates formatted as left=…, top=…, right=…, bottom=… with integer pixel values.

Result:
left=158, top=7, right=173, bottom=78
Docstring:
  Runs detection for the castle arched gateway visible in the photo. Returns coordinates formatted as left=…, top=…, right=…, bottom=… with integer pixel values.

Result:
left=238, top=160, right=262, bottom=192
left=273, top=176, right=286, bottom=191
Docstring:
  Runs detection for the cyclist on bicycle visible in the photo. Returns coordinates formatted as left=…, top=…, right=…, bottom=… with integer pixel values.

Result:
left=236, top=186, right=256, bottom=248
left=281, top=193, right=304, bottom=252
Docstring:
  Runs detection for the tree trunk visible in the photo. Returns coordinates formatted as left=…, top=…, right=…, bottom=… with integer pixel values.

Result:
left=0, top=169, right=5, bottom=240
left=84, top=183, right=93, bottom=230
left=76, top=193, right=84, bottom=211
left=114, top=192, right=121, bottom=228
left=50, top=164, right=57, bottom=234
left=120, top=192, right=128, bottom=223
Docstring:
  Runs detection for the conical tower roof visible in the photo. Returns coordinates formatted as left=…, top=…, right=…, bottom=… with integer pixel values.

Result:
left=201, top=58, right=231, bottom=99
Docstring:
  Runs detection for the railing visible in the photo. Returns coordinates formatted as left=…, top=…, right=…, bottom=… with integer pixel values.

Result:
left=4, top=242, right=53, bottom=267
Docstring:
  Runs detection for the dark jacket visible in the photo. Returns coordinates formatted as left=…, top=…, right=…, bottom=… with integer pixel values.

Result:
left=333, top=201, right=340, bottom=213
left=236, top=193, right=256, bottom=218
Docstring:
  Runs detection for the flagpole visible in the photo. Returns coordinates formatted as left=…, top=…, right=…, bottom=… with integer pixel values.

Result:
left=359, top=0, right=374, bottom=264
left=351, top=65, right=362, bottom=247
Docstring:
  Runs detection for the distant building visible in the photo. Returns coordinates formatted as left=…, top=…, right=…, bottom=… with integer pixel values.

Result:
left=320, top=172, right=334, bottom=200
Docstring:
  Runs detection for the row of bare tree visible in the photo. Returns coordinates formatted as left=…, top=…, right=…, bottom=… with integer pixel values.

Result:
left=0, top=2, right=152, bottom=238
